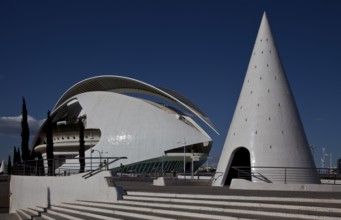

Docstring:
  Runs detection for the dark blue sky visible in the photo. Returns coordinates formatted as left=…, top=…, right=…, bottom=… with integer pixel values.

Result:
left=0, top=0, right=340, bottom=167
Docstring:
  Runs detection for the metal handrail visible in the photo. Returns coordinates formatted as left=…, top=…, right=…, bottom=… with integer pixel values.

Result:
left=10, top=156, right=127, bottom=177
left=252, top=172, right=272, bottom=183
left=208, top=171, right=224, bottom=184
left=231, top=166, right=339, bottom=184
left=82, top=157, right=127, bottom=179
left=232, top=167, right=273, bottom=183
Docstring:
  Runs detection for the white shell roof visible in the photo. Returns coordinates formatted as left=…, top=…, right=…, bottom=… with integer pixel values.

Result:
left=54, top=75, right=218, bottom=134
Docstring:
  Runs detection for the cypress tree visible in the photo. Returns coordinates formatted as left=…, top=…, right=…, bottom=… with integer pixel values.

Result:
left=36, top=152, right=45, bottom=176
left=21, top=97, right=30, bottom=162
left=34, top=137, right=45, bottom=176
left=46, top=111, right=54, bottom=176
left=79, top=119, right=85, bottom=173
left=7, top=155, right=12, bottom=175
left=12, top=147, right=22, bottom=175
left=12, top=146, right=17, bottom=174
left=13, top=146, right=17, bottom=165
left=13, top=147, right=21, bottom=164
left=17, top=148, right=21, bottom=164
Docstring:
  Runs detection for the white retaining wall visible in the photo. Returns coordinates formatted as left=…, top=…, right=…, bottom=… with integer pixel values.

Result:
left=9, top=171, right=123, bottom=213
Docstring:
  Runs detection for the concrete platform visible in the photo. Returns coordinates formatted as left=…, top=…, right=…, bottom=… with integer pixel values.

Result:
left=112, top=177, right=341, bottom=199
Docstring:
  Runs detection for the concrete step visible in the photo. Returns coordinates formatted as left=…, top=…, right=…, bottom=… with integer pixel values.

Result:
left=72, top=200, right=253, bottom=220
left=57, top=202, right=186, bottom=220
left=119, top=197, right=341, bottom=217
left=18, top=205, right=89, bottom=220
left=16, top=207, right=62, bottom=220
left=16, top=208, right=48, bottom=220
left=124, top=193, right=341, bottom=210
left=52, top=205, right=123, bottom=220
left=39, top=212, right=64, bottom=220
left=15, top=190, right=341, bottom=220
left=79, top=201, right=334, bottom=220
left=120, top=191, right=341, bottom=219
left=41, top=207, right=84, bottom=220
left=126, top=191, right=341, bottom=206
left=17, top=202, right=179, bottom=220
left=25, top=207, right=45, bottom=220
left=16, top=209, right=31, bottom=220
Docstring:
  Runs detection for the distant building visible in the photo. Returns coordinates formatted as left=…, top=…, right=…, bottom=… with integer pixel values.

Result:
left=213, top=13, right=320, bottom=186
left=32, top=76, right=218, bottom=174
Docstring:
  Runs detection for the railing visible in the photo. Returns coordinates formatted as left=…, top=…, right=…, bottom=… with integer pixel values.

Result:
left=10, top=157, right=127, bottom=177
left=231, top=166, right=340, bottom=184
left=208, top=172, right=223, bottom=184
left=82, top=157, right=127, bottom=179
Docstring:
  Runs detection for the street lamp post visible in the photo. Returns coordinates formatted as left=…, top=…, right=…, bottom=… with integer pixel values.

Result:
left=206, top=156, right=212, bottom=170
left=91, top=149, right=102, bottom=169
left=184, top=141, right=186, bottom=179
left=90, top=134, right=94, bottom=171
left=161, top=154, right=163, bottom=176
left=191, top=149, right=194, bottom=179
left=177, top=138, right=187, bottom=180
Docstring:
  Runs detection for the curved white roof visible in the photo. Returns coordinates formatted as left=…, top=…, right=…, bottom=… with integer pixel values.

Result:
left=54, top=75, right=218, bottom=134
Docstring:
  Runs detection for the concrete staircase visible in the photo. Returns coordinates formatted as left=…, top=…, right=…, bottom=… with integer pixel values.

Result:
left=16, top=190, right=341, bottom=220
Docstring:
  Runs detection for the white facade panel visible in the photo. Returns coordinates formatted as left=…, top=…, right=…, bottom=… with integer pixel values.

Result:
left=76, top=91, right=211, bottom=168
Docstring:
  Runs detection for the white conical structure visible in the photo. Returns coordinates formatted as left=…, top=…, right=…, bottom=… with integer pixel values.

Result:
left=213, top=13, right=319, bottom=186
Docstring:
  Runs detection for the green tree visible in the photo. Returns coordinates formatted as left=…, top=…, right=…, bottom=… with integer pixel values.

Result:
left=79, top=119, right=85, bottom=173
left=46, top=111, right=54, bottom=176
left=21, top=97, right=30, bottom=162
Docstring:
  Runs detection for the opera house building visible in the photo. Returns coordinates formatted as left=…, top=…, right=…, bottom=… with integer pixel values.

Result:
left=32, top=75, right=218, bottom=175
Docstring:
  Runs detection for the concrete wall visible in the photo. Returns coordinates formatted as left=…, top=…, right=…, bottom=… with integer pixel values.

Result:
left=0, top=177, right=10, bottom=213
left=9, top=171, right=123, bottom=213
